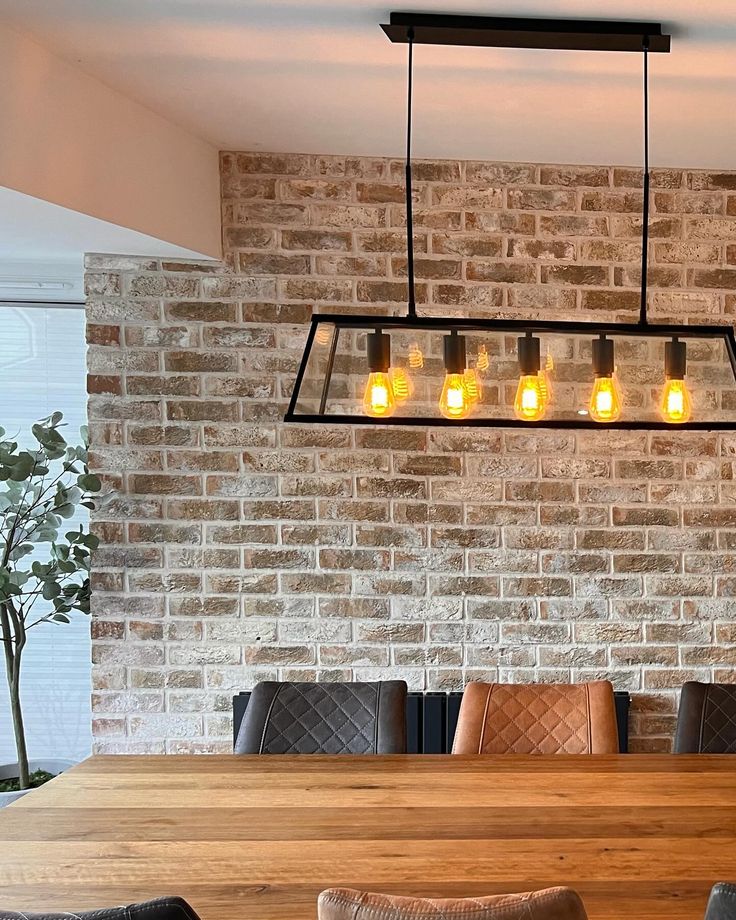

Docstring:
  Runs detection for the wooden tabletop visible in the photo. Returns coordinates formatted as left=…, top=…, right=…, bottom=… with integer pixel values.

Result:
left=1, top=755, right=735, bottom=920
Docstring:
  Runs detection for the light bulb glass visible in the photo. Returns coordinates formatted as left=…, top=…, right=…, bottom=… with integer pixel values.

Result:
left=514, top=374, right=547, bottom=422
left=439, top=373, right=472, bottom=420
left=589, top=376, right=622, bottom=423
left=389, top=367, right=413, bottom=403
left=463, top=367, right=482, bottom=403
left=660, top=377, right=692, bottom=424
left=363, top=372, right=395, bottom=418
left=476, top=345, right=490, bottom=372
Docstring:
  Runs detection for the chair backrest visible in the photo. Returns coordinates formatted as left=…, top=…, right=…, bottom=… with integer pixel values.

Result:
left=318, top=887, right=589, bottom=920
left=234, top=680, right=407, bottom=754
left=452, top=680, right=619, bottom=755
left=675, top=682, right=736, bottom=754
left=705, top=883, right=736, bottom=920
left=0, top=897, right=200, bottom=920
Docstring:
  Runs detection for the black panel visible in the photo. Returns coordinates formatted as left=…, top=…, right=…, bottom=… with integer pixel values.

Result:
left=381, top=13, right=670, bottom=53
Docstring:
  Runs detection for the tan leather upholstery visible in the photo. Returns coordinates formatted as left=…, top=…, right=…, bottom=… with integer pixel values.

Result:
left=452, top=681, right=619, bottom=755
left=318, top=887, right=589, bottom=920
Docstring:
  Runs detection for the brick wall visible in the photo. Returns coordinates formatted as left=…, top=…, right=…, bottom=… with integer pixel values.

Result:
left=86, top=152, right=736, bottom=754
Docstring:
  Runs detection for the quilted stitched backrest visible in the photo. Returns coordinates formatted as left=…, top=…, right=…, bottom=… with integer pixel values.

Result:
left=702, top=686, right=736, bottom=754
left=675, top=682, right=736, bottom=754
left=453, top=681, right=619, bottom=755
left=318, top=887, right=589, bottom=920
left=0, top=897, right=201, bottom=920
left=235, top=681, right=407, bottom=754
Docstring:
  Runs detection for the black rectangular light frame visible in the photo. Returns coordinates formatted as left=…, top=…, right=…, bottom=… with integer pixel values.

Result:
left=284, top=314, right=736, bottom=431
left=381, top=13, right=671, bottom=53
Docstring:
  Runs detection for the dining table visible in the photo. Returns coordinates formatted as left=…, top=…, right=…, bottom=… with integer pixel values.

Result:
left=0, top=754, right=735, bottom=920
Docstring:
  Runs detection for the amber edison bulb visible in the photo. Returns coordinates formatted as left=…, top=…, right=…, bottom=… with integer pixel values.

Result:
left=589, top=376, right=622, bottom=423
left=363, top=372, right=395, bottom=418
left=514, top=374, right=547, bottom=421
left=660, top=378, right=692, bottom=424
left=389, top=367, right=413, bottom=403
left=463, top=367, right=482, bottom=403
left=476, top=345, right=490, bottom=372
left=439, top=373, right=472, bottom=419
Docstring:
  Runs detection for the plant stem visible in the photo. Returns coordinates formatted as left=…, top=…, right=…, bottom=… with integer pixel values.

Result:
left=1, top=602, right=28, bottom=788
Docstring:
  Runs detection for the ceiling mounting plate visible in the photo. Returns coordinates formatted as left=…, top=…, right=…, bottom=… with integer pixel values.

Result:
left=380, top=13, right=671, bottom=52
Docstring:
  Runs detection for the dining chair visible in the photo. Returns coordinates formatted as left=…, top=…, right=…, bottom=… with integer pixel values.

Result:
left=674, top=682, right=736, bottom=753
left=452, top=680, right=619, bottom=754
left=705, top=883, right=736, bottom=920
left=0, top=897, right=201, bottom=920
left=234, top=680, right=407, bottom=754
left=318, top=887, right=589, bottom=920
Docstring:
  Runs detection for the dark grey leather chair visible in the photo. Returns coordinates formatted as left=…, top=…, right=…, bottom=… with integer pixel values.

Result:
left=705, top=883, right=736, bottom=920
left=0, top=898, right=201, bottom=920
left=675, top=682, right=736, bottom=753
left=234, top=680, right=407, bottom=754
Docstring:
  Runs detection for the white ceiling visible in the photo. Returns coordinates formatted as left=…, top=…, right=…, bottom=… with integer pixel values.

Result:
left=1, top=0, right=736, bottom=168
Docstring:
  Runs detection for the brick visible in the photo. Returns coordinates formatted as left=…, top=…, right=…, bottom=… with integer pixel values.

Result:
left=507, top=188, right=576, bottom=211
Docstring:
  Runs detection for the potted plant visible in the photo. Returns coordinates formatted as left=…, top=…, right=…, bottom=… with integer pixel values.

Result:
left=0, top=413, right=100, bottom=806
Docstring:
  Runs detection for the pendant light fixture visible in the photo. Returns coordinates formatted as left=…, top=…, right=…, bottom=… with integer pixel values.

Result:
left=286, top=14, right=736, bottom=430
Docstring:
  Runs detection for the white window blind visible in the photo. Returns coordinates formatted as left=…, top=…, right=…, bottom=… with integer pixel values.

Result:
left=0, top=302, right=91, bottom=765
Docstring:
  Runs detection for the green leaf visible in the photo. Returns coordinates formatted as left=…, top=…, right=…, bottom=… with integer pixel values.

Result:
left=42, top=581, right=62, bottom=600
left=77, top=473, right=102, bottom=492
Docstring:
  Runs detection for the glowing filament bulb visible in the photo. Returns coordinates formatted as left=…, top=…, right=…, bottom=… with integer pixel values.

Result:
left=514, top=332, right=548, bottom=421
left=389, top=367, right=413, bottom=403
left=476, top=345, right=490, bottom=372
left=588, top=335, right=622, bottom=423
left=660, top=379, right=692, bottom=423
left=363, top=330, right=395, bottom=418
left=660, top=338, right=691, bottom=424
left=439, top=332, right=473, bottom=420
left=315, top=325, right=332, bottom=346
left=408, top=342, right=424, bottom=369
left=363, top=372, right=395, bottom=418
left=514, top=374, right=547, bottom=421
left=439, top=373, right=471, bottom=419
left=463, top=367, right=482, bottom=404
left=589, top=376, right=622, bottom=423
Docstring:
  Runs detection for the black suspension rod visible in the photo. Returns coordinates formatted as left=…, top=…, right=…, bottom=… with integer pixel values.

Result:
left=405, top=28, right=416, bottom=317
left=640, top=35, right=650, bottom=327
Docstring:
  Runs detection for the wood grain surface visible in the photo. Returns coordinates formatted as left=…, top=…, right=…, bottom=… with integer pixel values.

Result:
left=1, top=755, right=735, bottom=920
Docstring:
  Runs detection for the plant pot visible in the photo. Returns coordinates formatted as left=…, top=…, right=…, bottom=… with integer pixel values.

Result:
left=0, top=758, right=76, bottom=808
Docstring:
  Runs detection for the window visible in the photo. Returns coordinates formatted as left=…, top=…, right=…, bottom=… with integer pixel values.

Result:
left=0, top=302, right=90, bottom=764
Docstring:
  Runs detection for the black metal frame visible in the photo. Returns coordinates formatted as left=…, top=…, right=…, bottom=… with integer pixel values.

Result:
left=285, top=313, right=736, bottom=431
left=381, top=13, right=671, bottom=53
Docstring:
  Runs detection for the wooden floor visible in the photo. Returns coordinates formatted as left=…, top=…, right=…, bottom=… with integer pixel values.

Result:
left=1, top=755, right=736, bottom=920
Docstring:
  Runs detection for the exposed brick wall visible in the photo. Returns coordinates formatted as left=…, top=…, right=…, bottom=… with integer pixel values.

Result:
left=86, top=152, right=736, bottom=754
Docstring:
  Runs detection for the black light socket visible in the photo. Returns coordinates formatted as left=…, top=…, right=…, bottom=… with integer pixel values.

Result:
left=367, top=331, right=391, bottom=372
left=592, top=334, right=615, bottom=378
left=665, top=337, right=687, bottom=380
left=443, top=331, right=467, bottom=375
left=518, top=332, right=541, bottom=375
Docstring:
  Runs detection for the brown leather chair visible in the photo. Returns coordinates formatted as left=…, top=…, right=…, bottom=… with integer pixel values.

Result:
left=234, top=680, right=407, bottom=754
left=318, top=887, right=589, bottom=920
left=675, top=682, right=736, bottom=753
left=452, top=680, right=619, bottom=755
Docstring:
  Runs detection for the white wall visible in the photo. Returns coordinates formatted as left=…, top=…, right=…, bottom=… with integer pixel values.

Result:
left=0, top=22, right=221, bottom=259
